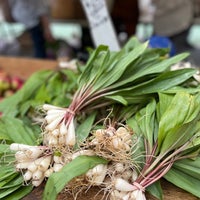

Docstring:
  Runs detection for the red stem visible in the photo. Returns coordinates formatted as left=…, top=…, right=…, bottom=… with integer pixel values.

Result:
left=133, top=136, right=194, bottom=191
left=137, top=141, right=158, bottom=183
left=142, top=161, right=173, bottom=188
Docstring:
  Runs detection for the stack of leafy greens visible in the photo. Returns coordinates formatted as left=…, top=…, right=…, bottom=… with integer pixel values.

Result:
left=0, top=37, right=200, bottom=200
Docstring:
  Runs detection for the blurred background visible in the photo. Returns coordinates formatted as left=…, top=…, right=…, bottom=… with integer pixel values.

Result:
left=0, top=0, right=200, bottom=65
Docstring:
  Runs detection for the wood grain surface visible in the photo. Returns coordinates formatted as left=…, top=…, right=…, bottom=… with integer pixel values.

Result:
left=0, top=56, right=57, bottom=79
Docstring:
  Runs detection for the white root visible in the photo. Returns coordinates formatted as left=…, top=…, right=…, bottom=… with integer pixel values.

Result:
left=23, top=170, right=32, bottom=181
left=15, top=148, right=44, bottom=162
left=45, top=113, right=62, bottom=124
left=52, top=129, right=60, bottom=137
left=53, top=155, right=62, bottom=164
left=45, top=116, right=63, bottom=131
left=58, top=135, right=66, bottom=145
left=113, top=178, right=135, bottom=192
left=65, top=119, right=76, bottom=146
left=10, top=143, right=39, bottom=151
left=47, top=109, right=66, bottom=116
left=60, top=121, right=68, bottom=136
left=130, top=190, right=146, bottom=200
left=121, top=169, right=133, bottom=181
left=38, top=155, right=52, bottom=171
left=115, top=163, right=124, bottom=173
left=44, top=168, right=54, bottom=177
left=53, top=163, right=63, bottom=172
left=15, top=151, right=30, bottom=162
left=28, top=162, right=38, bottom=172
left=16, top=162, right=33, bottom=170
left=32, top=170, right=43, bottom=180
left=32, top=177, right=44, bottom=187
left=86, top=164, right=107, bottom=186
left=111, top=137, right=123, bottom=149
left=72, top=150, right=95, bottom=160
left=48, top=136, right=58, bottom=146
left=122, top=193, right=131, bottom=200
left=43, top=104, right=64, bottom=111
left=131, top=170, right=138, bottom=182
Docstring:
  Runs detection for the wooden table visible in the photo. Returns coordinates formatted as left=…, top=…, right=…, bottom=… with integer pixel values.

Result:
left=0, top=56, right=57, bottom=79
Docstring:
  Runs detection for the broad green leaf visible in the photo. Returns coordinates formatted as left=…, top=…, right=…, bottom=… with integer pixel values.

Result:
left=0, top=70, right=53, bottom=117
left=43, top=155, right=108, bottom=200
left=111, top=52, right=189, bottom=89
left=156, top=93, right=174, bottom=122
left=173, top=158, right=200, bottom=180
left=106, top=68, right=196, bottom=104
left=0, top=120, right=12, bottom=141
left=0, top=144, right=10, bottom=155
left=106, top=95, right=128, bottom=105
left=180, top=131, right=200, bottom=156
left=131, top=135, right=146, bottom=169
left=0, top=171, right=18, bottom=184
left=146, top=181, right=163, bottom=200
left=158, top=92, right=200, bottom=153
left=0, top=116, right=39, bottom=145
left=78, top=45, right=108, bottom=86
left=122, top=36, right=142, bottom=52
left=2, top=185, right=33, bottom=200
left=131, top=68, right=195, bottom=95
left=0, top=166, right=15, bottom=179
left=93, top=42, right=148, bottom=91
left=164, top=167, right=200, bottom=198
left=76, top=112, right=97, bottom=143
left=160, top=119, right=200, bottom=154
left=131, top=99, right=156, bottom=149
left=163, top=85, right=200, bottom=94
left=0, top=174, right=23, bottom=188
left=0, top=185, right=22, bottom=199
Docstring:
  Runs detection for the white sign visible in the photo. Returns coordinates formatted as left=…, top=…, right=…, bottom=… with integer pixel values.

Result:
left=80, top=0, right=120, bottom=51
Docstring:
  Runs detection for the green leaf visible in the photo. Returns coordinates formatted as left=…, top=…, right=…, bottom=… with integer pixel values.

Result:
left=128, top=99, right=157, bottom=149
left=106, top=95, right=128, bottom=105
left=156, top=93, right=174, bottom=122
left=164, top=166, right=200, bottom=198
left=43, top=155, right=108, bottom=200
left=0, top=144, right=10, bottom=155
left=76, top=112, right=97, bottom=143
left=0, top=116, right=39, bottom=145
left=0, top=166, right=16, bottom=181
left=157, top=92, right=200, bottom=153
left=131, top=68, right=195, bottom=95
left=146, top=181, right=163, bottom=200
left=0, top=185, right=22, bottom=199
left=95, top=41, right=148, bottom=90
left=111, top=52, right=189, bottom=90
left=0, top=70, right=53, bottom=117
left=173, top=158, right=200, bottom=180
left=78, top=45, right=108, bottom=86
left=0, top=174, right=23, bottom=189
left=0, top=121, right=12, bottom=141
left=2, top=185, right=33, bottom=200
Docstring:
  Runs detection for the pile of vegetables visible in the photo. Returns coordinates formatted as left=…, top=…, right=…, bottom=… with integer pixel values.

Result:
left=0, top=37, right=200, bottom=200
left=0, top=69, right=23, bottom=100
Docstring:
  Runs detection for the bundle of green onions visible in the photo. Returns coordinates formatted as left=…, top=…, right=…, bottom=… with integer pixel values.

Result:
left=1, top=37, right=200, bottom=200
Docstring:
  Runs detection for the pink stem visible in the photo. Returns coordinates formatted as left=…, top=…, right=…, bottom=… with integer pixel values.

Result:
left=143, top=162, right=173, bottom=188
left=137, top=141, right=158, bottom=182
